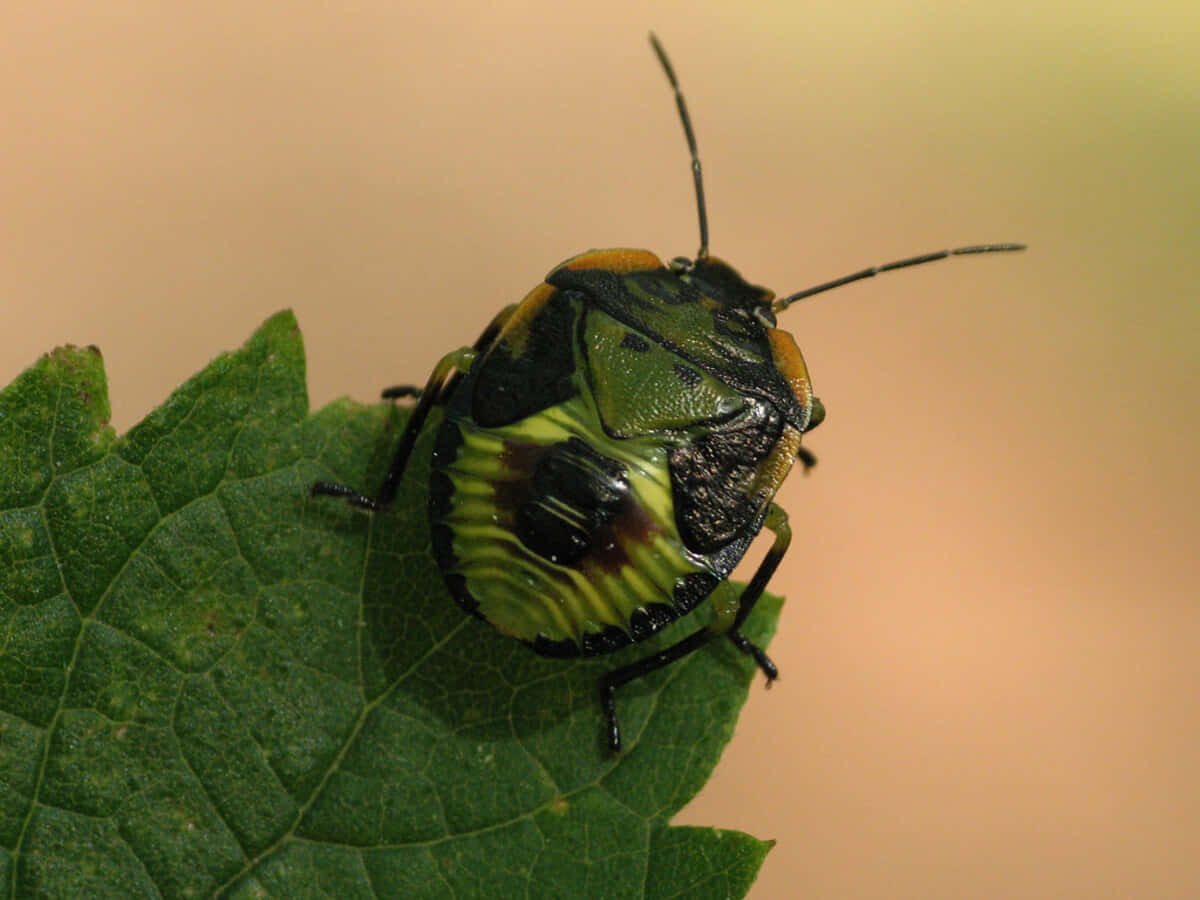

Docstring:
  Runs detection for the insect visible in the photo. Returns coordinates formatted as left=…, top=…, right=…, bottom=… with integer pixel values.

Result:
left=312, top=35, right=1023, bottom=751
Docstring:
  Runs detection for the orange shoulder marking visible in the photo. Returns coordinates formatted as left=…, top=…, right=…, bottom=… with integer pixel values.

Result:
left=766, top=328, right=814, bottom=419
left=493, top=282, right=558, bottom=356
left=556, top=248, right=666, bottom=274
left=751, top=423, right=804, bottom=507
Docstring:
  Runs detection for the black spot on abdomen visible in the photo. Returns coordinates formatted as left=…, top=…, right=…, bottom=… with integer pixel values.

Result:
left=511, top=437, right=629, bottom=566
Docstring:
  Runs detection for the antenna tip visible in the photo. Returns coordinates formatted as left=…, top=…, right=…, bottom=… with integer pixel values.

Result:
left=648, top=33, right=670, bottom=68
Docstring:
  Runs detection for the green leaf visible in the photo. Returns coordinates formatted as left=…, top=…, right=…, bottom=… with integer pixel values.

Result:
left=0, top=312, right=779, bottom=898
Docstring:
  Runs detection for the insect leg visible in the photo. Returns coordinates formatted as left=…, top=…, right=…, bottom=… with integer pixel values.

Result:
left=805, top=397, right=825, bottom=432
left=596, top=503, right=791, bottom=751
left=311, top=304, right=516, bottom=511
left=436, top=303, right=517, bottom=404
left=727, top=631, right=778, bottom=680
left=721, top=504, right=790, bottom=680
left=795, top=397, right=823, bottom=472
left=597, top=624, right=715, bottom=752
left=380, top=303, right=518, bottom=404
left=380, top=384, right=422, bottom=400
left=311, top=346, right=476, bottom=510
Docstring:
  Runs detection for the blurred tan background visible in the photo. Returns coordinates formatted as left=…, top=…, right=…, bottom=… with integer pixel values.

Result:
left=3, top=1, right=1197, bottom=897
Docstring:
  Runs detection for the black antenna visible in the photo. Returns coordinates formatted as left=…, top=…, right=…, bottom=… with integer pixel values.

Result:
left=773, top=243, right=1027, bottom=313
left=650, top=33, right=709, bottom=261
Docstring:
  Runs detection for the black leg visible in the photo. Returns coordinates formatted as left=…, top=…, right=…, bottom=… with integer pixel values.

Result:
left=796, top=446, right=818, bottom=473
left=726, top=504, right=790, bottom=634
left=598, top=626, right=714, bottom=752
left=597, top=503, right=792, bottom=751
left=727, top=631, right=778, bottom=681
left=435, top=302, right=517, bottom=405
left=312, top=346, right=476, bottom=509
left=380, top=384, right=422, bottom=400
left=311, top=304, right=516, bottom=511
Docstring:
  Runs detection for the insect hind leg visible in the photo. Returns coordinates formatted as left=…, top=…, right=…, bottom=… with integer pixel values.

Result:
left=596, top=502, right=791, bottom=752
left=598, top=626, right=715, bottom=752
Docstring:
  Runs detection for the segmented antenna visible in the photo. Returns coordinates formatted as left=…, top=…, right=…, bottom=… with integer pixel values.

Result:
left=773, top=243, right=1026, bottom=313
left=650, top=33, right=709, bottom=261
left=648, top=35, right=1025, bottom=299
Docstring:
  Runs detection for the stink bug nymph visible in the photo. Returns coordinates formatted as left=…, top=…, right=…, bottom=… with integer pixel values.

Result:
left=312, top=35, right=1024, bottom=752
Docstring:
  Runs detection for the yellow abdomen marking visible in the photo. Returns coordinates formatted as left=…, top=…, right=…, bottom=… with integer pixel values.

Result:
left=437, top=394, right=709, bottom=650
